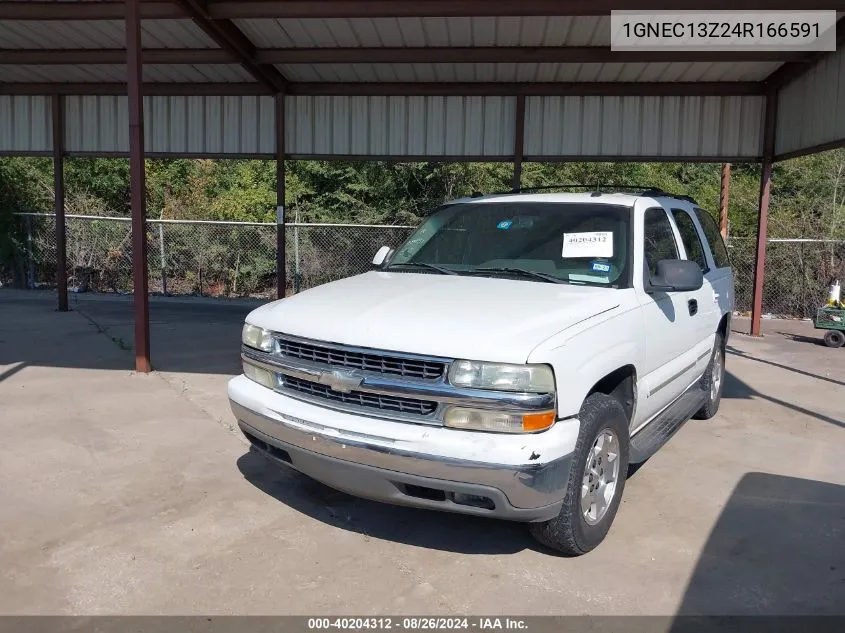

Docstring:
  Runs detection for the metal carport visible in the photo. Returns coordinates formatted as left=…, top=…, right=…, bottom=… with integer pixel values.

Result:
left=1, top=0, right=843, bottom=372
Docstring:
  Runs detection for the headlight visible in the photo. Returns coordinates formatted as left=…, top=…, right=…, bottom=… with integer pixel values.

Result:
left=242, top=323, right=274, bottom=352
left=444, top=407, right=555, bottom=433
left=242, top=360, right=277, bottom=390
left=448, top=360, right=555, bottom=392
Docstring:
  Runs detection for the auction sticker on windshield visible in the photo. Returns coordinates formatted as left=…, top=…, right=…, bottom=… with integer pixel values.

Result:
left=562, top=231, right=613, bottom=258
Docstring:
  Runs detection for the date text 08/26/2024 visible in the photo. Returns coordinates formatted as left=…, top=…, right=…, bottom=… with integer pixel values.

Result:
left=307, top=618, right=527, bottom=631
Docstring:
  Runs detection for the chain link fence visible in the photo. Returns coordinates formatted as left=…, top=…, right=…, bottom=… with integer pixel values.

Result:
left=14, top=213, right=414, bottom=299
left=9, top=212, right=845, bottom=318
left=727, top=237, right=845, bottom=318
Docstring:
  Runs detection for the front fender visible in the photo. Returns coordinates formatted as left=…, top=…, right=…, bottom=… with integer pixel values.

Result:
left=528, top=306, right=643, bottom=420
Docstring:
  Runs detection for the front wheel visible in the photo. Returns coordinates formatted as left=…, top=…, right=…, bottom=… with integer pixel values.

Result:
left=823, top=330, right=845, bottom=348
left=528, top=393, right=629, bottom=556
left=694, top=332, right=725, bottom=420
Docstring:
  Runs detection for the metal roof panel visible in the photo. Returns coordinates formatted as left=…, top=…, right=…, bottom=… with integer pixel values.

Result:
left=142, top=64, right=257, bottom=82
left=0, top=64, right=125, bottom=82
left=0, top=19, right=218, bottom=49
left=237, top=15, right=612, bottom=48
left=274, top=62, right=775, bottom=83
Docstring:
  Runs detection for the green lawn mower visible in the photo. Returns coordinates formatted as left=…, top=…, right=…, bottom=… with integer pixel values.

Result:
left=816, top=280, right=845, bottom=348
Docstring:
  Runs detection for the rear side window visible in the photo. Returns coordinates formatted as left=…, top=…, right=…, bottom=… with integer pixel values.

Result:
left=671, top=209, right=708, bottom=272
left=694, top=208, right=731, bottom=269
left=643, top=208, right=679, bottom=279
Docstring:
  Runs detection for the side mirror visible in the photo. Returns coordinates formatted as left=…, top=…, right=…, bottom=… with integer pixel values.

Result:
left=372, top=245, right=394, bottom=267
left=646, top=259, right=703, bottom=293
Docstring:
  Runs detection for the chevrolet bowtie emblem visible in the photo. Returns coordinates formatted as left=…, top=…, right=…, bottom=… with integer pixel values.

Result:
left=317, top=370, right=363, bottom=393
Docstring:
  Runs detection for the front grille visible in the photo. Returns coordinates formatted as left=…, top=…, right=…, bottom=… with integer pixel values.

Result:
left=283, top=375, right=437, bottom=417
left=276, top=336, right=444, bottom=380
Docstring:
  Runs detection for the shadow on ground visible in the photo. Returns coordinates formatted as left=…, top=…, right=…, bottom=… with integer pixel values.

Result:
left=236, top=449, right=546, bottom=556
left=727, top=344, right=845, bottom=388
left=776, top=330, right=827, bottom=347
left=241, top=446, right=845, bottom=614
left=0, top=290, right=254, bottom=376
left=721, top=367, right=844, bottom=430
left=674, top=472, right=845, bottom=617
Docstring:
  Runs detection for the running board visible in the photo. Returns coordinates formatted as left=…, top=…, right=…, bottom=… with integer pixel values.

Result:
left=629, top=385, right=708, bottom=464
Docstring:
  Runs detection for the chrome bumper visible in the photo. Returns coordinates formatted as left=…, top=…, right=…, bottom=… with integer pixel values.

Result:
left=231, top=400, right=571, bottom=522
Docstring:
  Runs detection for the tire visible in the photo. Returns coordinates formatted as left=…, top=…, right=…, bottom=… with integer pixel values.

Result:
left=528, top=393, right=629, bottom=556
left=694, top=332, right=725, bottom=420
left=823, top=330, right=845, bottom=348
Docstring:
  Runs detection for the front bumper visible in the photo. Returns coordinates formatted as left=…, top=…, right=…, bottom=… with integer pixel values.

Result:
left=229, top=376, right=576, bottom=522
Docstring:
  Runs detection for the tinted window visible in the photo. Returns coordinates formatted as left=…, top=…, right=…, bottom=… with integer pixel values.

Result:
left=643, top=208, right=679, bottom=279
left=695, top=208, right=731, bottom=268
left=391, top=202, right=632, bottom=287
left=671, top=209, right=708, bottom=271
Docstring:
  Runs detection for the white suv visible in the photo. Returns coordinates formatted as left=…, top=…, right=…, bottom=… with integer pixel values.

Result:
left=229, top=190, right=733, bottom=555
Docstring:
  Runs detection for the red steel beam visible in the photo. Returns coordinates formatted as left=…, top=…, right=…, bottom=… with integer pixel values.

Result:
left=0, top=49, right=234, bottom=65
left=206, top=1, right=845, bottom=19
left=2, top=1, right=840, bottom=20
left=512, top=95, right=525, bottom=191
left=0, top=47, right=803, bottom=66
left=774, top=137, right=845, bottom=162
left=127, top=0, right=152, bottom=373
left=52, top=94, right=68, bottom=313
left=0, top=81, right=765, bottom=97
left=719, top=163, right=731, bottom=239
left=276, top=93, right=286, bottom=299
left=0, top=1, right=184, bottom=19
left=176, top=0, right=287, bottom=93
left=750, top=91, right=778, bottom=337
left=0, top=83, right=267, bottom=96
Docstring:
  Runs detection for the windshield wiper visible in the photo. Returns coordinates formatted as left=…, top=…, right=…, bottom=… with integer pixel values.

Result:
left=386, top=262, right=458, bottom=275
left=471, top=267, right=567, bottom=284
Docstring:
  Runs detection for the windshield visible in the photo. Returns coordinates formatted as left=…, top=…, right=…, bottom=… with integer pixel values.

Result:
left=388, top=202, right=632, bottom=287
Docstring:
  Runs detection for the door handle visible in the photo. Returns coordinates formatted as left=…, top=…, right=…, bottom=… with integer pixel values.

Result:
left=688, top=299, right=698, bottom=316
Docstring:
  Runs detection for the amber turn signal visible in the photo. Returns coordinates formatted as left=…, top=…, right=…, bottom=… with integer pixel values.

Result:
left=522, top=411, right=556, bottom=432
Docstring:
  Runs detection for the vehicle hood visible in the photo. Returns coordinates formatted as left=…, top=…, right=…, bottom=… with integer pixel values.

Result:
left=247, top=272, right=621, bottom=363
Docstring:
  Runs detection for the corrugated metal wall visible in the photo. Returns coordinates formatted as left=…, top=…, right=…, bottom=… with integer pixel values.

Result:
left=0, top=96, right=52, bottom=153
left=65, top=96, right=129, bottom=153
left=4, top=93, right=768, bottom=160
left=776, top=47, right=845, bottom=157
left=64, top=95, right=276, bottom=155
left=285, top=95, right=515, bottom=157
left=524, top=95, right=764, bottom=159
left=62, top=95, right=515, bottom=157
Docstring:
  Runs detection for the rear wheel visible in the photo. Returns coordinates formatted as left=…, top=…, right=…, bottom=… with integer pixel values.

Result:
left=694, top=333, right=725, bottom=420
left=823, top=330, right=845, bottom=348
left=528, top=393, right=629, bottom=556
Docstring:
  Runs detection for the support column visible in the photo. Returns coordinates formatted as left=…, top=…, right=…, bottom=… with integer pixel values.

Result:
left=126, top=0, right=151, bottom=372
left=750, top=91, right=777, bottom=337
left=52, top=94, right=68, bottom=312
left=719, top=163, right=731, bottom=239
left=511, top=95, right=525, bottom=191
left=275, top=92, right=286, bottom=299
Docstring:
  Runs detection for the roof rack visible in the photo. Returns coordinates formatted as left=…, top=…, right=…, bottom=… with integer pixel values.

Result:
left=482, top=183, right=699, bottom=205
left=505, top=184, right=661, bottom=195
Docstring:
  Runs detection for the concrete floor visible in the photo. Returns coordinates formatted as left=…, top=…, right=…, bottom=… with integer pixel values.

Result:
left=1, top=289, right=843, bottom=616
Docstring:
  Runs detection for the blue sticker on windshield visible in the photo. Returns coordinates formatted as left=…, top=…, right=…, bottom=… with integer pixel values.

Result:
left=497, top=220, right=513, bottom=230
left=591, top=262, right=611, bottom=273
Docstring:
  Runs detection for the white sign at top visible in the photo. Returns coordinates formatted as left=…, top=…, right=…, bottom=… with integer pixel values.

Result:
left=562, top=232, right=614, bottom=259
